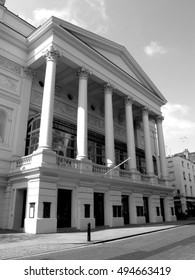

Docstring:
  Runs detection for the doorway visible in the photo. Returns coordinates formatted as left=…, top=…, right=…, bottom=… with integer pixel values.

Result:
left=143, top=196, right=149, bottom=223
left=160, top=198, right=165, bottom=222
left=122, top=195, right=130, bottom=224
left=57, top=189, right=72, bottom=228
left=13, top=189, right=27, bottom=228
left=94, top=192, right=104, bottom=226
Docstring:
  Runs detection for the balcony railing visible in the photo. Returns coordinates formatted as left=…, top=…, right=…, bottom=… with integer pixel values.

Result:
left=12, top=154, right=168, bottom=187
left=119, top=169, right=132, bottom=179
left=15, top=155, right=32, bottom=167
left=92, top=163, right=109, bottom=174
left=57, top=155, right=80, bottom=169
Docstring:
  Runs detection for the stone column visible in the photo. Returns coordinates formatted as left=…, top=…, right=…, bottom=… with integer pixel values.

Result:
left=76, top=67, right=91, bottom=161
left=156, top=115, right=168, bottom=179
left=142, top=107, right=154, bottom=176
left=38, top=46, right=61, bottom=149
left=124, top=96, right=137, bottom=172
left=103, top=83, right=115, bottom=167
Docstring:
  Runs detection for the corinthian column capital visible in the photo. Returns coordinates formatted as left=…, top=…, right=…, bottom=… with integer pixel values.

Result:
left=124, top=96, right=135, bottom=106
left=142, top=106, right=151, bottom=116
left=156, top=115, right=164, bottom=124
left=77, top=66, right=92, bottom=79
left=102, top=82, right=116, bottom=94
left=43, top=46, right=61, bottom=62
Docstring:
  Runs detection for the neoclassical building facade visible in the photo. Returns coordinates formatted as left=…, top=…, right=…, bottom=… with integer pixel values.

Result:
left=0, top=2, right=176, bottom=233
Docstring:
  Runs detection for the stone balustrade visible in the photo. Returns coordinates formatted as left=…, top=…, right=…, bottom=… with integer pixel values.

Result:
left=57, top=155, right=80, bottom=169
left=12, top=154, right=168, bottom=188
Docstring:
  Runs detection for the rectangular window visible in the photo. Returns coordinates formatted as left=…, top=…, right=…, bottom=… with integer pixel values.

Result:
left=190, top=186, right=193, bottom=197
left=84, top=204, right=90, bottom=218
left=136, top=206, right=144, bottom=217
left=182, top=161, right=184, bottom=167
left=43, top=202, right=51, bottom=218
left=171, top=207, right=174, bottom=216
left=185, top=185, right=187, bottom=195
left=189, top=173, right=191, bottom=181
left=183, top=171, right=186, bottom=180
left=113, top=206, right=122, bottom=217
left=156, top=207, right=160, bottom=216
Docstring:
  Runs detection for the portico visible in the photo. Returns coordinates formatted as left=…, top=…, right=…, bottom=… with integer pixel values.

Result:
left=0, top=10, right=176, bottom=234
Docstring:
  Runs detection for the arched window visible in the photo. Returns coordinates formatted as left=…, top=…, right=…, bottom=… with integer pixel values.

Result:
left=0, top=109, right=7, bottom=143
left=25, top=114, right=40, bottom=155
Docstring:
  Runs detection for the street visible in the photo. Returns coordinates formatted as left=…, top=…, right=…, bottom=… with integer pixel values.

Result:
left=19, top=224, right=195, bottom=260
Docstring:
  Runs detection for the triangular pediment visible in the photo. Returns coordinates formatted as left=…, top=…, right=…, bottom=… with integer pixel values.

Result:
left=39, top=17, right=167, bottom=103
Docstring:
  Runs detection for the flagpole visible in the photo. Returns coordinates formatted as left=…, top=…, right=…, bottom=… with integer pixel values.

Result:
left=104, top=156, right=131, bottom=175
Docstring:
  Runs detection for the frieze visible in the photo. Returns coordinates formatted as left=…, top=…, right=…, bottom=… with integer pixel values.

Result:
left=0, top=55, right=22, bottom=75
left=0, top=74, right=18, bottom=93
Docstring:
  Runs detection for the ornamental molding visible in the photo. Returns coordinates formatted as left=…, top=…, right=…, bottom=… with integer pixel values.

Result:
left=43, top=46, right=62, bottom=62
left=77, top=66, right=92, bottom=79
left=0, top=73, right=18, bottom=94
left=0, top=55, right=22, bottom=75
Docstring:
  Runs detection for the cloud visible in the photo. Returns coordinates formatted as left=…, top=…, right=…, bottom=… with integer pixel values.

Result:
left=144, top=41, right=167, bottom=57
left=161, top=103, right=195, bottom=154
left=25, top=0, right=108, bottom=35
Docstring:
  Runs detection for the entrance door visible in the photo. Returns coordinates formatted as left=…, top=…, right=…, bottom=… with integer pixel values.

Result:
left=94, top=192, right=104, bottom=226
left=122, top=195, right=129, bottom=224
left=160, top=198, right=165, bottom=222
left=57, top=189, right=72, bottom=228
left=13, top=189, right=27, bottom=228
left=143, top=197, right=149, bottom=223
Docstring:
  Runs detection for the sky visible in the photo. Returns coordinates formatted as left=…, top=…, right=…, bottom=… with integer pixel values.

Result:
left=5, top=0, right=195, bottom=156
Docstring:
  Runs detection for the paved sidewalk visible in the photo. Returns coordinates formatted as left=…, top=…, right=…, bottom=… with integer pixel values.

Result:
left=0, top=220, right=194, bottom=259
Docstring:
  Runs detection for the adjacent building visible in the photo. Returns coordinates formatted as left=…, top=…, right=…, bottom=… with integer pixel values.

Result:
left=167, top=150, right=195, bottom=218
left=0, top=2, right=176, bottom=234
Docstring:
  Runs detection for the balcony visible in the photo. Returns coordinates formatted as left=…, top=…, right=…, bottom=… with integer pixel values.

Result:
left=11, top=154, right=167, bottom=187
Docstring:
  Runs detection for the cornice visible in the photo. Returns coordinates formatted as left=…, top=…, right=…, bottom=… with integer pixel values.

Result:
left=0, top=22, right=28, bottom=51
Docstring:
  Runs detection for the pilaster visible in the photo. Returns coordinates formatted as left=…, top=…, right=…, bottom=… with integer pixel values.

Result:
left=13, top=67, right=34, bottom=158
